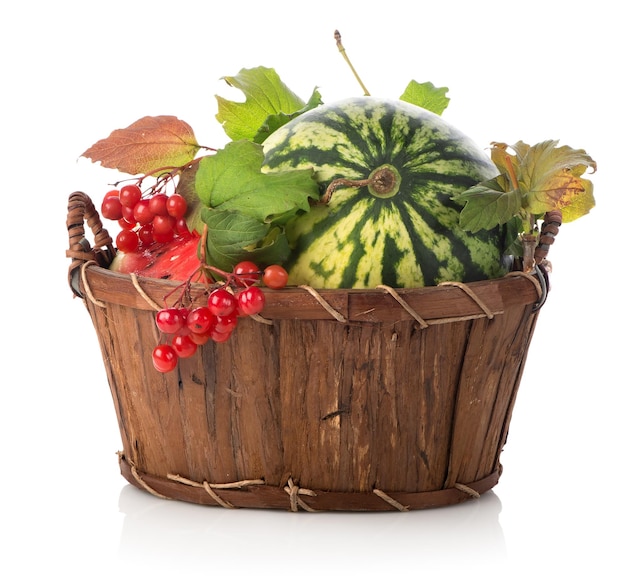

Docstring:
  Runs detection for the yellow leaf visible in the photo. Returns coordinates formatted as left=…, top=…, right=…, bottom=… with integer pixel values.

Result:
left=561, top=177, right=595, bottom=222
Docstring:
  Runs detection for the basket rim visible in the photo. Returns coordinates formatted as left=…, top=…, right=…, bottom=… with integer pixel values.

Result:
left=73, top=262, right=544, bottom=324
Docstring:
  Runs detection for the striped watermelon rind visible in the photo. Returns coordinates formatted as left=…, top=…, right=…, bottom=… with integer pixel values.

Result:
left=262, top=96, right=509, bottom=289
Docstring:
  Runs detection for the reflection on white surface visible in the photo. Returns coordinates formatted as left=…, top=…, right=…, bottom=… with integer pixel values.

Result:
left=116, top=483, right=507, bottom=577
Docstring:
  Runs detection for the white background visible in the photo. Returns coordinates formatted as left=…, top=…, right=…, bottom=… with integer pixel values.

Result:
left=2, top=1, right=623, bottom=581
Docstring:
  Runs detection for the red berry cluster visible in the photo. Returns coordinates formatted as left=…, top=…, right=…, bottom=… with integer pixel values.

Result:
left=151, top=261, right=289, bottom=373
left=100, top=184, right=190, bottom=252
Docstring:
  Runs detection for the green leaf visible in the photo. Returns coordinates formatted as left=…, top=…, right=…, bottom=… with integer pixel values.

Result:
left=200, top=208, right=290, bottom=271
left=399, top=80, right=450, bottom=115
left=253, top=88, right=324, bottom=143
left=195, top=140, right=319, bottom=223
left=455, top=177, right=523, bottom=232
left=215, top=66, right=309, bottom=141
left=503, top=216, right=525, bottom=256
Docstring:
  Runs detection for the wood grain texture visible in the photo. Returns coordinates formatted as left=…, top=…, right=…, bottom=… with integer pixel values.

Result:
left=81, top=266, right=541, bottom=511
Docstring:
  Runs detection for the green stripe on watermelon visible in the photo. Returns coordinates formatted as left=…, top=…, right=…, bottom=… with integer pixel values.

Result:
left=262, top=96, right=508, bottom=289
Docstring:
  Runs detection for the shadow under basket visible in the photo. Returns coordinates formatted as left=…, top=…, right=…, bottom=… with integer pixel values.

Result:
left=67, top=191, right=555, bottom=512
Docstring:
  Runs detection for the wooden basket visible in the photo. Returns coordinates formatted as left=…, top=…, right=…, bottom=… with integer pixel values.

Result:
left=66, top=191, right=557, bottom=512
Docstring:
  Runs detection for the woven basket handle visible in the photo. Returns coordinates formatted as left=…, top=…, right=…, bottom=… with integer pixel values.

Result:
left=66, top=191, right=115, bottom=296
left=534, top=210, right=562, bottom=264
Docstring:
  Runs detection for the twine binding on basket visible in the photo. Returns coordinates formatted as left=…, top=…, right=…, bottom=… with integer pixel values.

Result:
left=284, top=477, right=318, bottom=512
left=376, top=285, right=429, bottom=328
left=167, top=474, right=266, bottom=509
left=118, top=453, right=171, bottom=500
left=118, top=453, right=496, bottom=512
left=453, top=483, right=481, bottom=499
left=130, top=273, right=162, bottom=310
left=80, top=261, right=107, bottom=308
left=437, top=281, right=495, bottom=319
left=299, top=284, right=348, bottom=322
left=373, top=489, right=410, bottom=511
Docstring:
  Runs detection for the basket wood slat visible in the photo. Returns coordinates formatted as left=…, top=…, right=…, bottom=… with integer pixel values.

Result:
left=67, top=191, right=547, bottom=511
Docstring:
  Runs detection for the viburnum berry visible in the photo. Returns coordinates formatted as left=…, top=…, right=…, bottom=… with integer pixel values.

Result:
left=121, top=203, right=137, bottom=224
left=152, top=214, right=176, bottom=235
left=119, top=184, right=142, bottom=208
left=152, top=214, right=176, bottom=243
left=148, top=193, right=169, bottom=216
left=172, top=334, right=197, bottom=358
left=186, top=306, right=216, bottom=334
left=155, top=307, right=186, bottom=334
left=174, top=217, right=191, bottom=237
left=210, top=329, right=232, bottom=343
left=116, top=229, right=139, bottom=253
left=208, top=288, right=237, bottom=317
left=133, top=199, right=154, bottom=225
left=214, top=312, right=238, bottom=334
left=262, top=264, right=289, bottom=289
left=237, top=286, right=266, bottom=316
left=138, top=223, right=154, bottom=245
left=166, top=193, right=187, bottom=218
left=233, top=261, right=261, bottom=285
left=188, top=331, right=212, bottom=346
left=101, top=193, right=123, bottom=220
left=118, top=218, right=135, bottom=231
left=103, top=189, right=120, bottom=200
left=152, top=344, right=178, bottom=373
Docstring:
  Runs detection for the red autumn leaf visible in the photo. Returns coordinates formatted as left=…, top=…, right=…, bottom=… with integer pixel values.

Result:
left=81, top=115, right=201, bottom=175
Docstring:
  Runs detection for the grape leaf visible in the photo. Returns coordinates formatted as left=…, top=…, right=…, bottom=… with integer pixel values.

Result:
left=455, top=176, right=523, bottom=232
left=515, top=140, right=597, bottom=218
left=453, top=140, right=596, bottom=232
left=81, top=116, right=200, bottom=175
left=399, top=80, right=450, bottom=115
left=215, top=67, right=312, bottom=141
left=200, top=208, right=291, bottom=270
left=253, top=88, right=323, bottom=143
left=195, top=139, right=319, bottom=224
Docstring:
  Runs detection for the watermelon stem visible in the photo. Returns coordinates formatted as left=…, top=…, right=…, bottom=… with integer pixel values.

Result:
left=320, top=177, right=372, bottom=204
left=334, top=30, right=370, bottom=96
left=320, top=166, right=399, bottom=204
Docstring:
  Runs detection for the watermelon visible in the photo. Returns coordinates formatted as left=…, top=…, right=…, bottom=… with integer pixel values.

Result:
left=109, top=233, right=202, bottom=281
left=262, top=96, right=509, bottom=289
